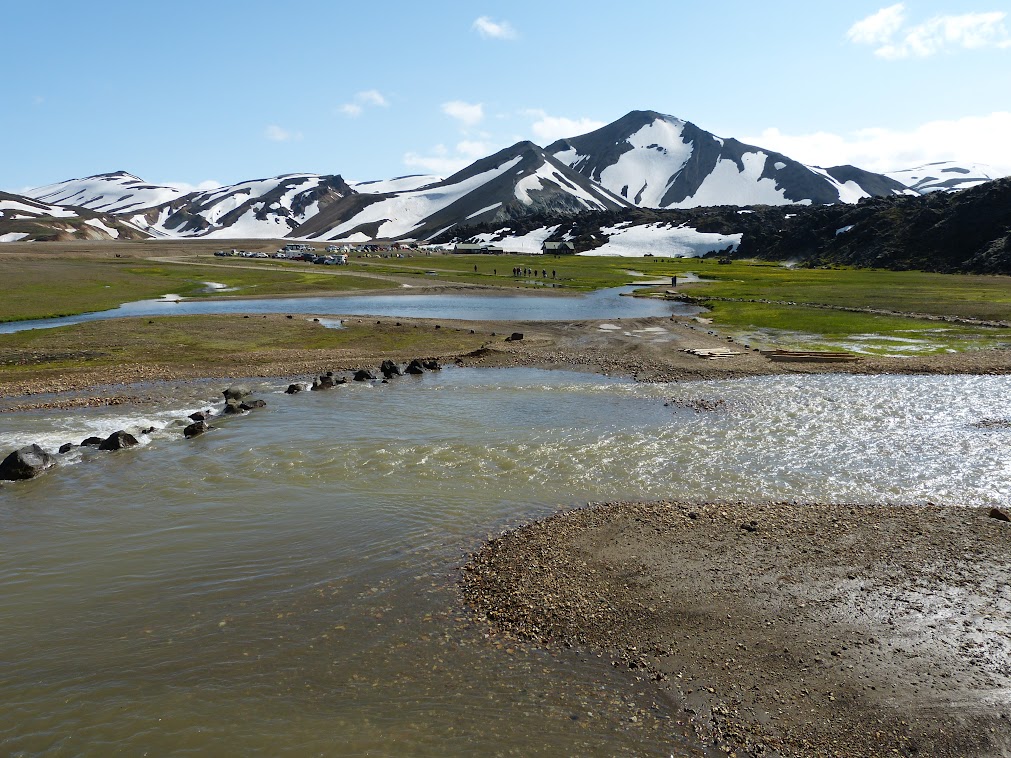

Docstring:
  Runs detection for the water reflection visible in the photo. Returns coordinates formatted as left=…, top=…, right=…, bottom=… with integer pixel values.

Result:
left=0, top=286, right=699, bottom=334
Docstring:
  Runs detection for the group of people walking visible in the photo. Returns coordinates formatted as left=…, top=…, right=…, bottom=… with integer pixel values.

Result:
left=512, top=267, right=555, bottom=278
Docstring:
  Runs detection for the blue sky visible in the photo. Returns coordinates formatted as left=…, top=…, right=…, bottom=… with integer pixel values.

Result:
left=4, top=0, right=1010, bottom=192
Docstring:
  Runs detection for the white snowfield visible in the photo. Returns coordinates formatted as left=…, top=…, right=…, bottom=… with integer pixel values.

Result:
left=473, top=225, right=560, bottom=253
left=26, top=172, right=185, bottom=213
left=84, top=218, right=120, bottom=238
left=885, top=161, right=996, bottom=193
left=514, top=162, right=621, bottom=209
left=595, top=120, right=694, bottom=207
left=0, top=233, right=29, bottom=242
left=1, top=198, right=76, bottom=218
left=579, top=222, right=741, bottom=258
left=676, top=153, right=804, bottom=208
left=321, top=156, right=524, bottom=241
left=351, top=175, right=442, bottom=194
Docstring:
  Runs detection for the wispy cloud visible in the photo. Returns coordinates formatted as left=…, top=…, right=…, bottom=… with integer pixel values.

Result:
left=338, top=89, right=391, bottom=118
left=472, top=16, right=517, bottom=40
left=743, top=111, right=1011, bottom=177
left=524, top=110, right=606, bottom=143
left=403, top=140, right=497, bottom=175
left=848, top=4, right=1011, bottom=58
left=442, top=100, right=485, bottom=127
left=163, top=179, right=223, bottom=193
left=265, top=125, right=303, bottom=142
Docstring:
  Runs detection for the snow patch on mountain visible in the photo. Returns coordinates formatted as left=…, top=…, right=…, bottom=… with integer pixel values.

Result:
left=0, top=197, right=76, bottom=218
left=351, top=175, right=441, bottom=194
left=321, top=156, right=524, bottom=240
left=467, top=203, right=502, bottom=219
left=597, top=120, right=694, bottom=206
left=806, top=167, right=869, bottom=203
left=26, top=172, right=185, bottom=213
left=885, top=162, right=996, bottom=193
left=515, top=163, right=618, bottom=209
left=84, top=218, right=120, bottom=238
left=581, top=222, right=741, bottom=258
left=0, top=233, right=29, bottom=242
left=675, top=153, right=797, bottom=208
left=473, top=225, right=560, bottom=253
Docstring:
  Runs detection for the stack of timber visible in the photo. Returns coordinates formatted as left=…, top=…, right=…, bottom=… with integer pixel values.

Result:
left=760, top=349, right=861, bottom=363
left=683, top=348, right=742, bottom=359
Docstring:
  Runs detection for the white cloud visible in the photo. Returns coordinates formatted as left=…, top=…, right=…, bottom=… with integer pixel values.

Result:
left=525, top=110, right=606, bottom=143
left=357, top=89, right=388, bottom=107
left=848, top=5, right=1011, bottom=58
left=847, top=3, right=907, bottom=45
left=403, top=139, right=500, bottom=175
left=338, top=90, right=390, bottom=117
left=742, top=112, right=1011, bottom=177
left=163, top=179, right=223, bottom=193
left=442, top=100, right=484, bottom=127
left=472, top=16, right=517, bottom=40
left=265, top=125, right=303, bottom=142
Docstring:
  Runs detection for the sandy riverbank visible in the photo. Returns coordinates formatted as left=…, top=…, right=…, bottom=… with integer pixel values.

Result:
left=461, top=500, right=1011, bottom=757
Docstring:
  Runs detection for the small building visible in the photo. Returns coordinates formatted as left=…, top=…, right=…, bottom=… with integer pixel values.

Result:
left=453, top=243, right=504, bottom=254
left=542, top=241, right=575, bottom=254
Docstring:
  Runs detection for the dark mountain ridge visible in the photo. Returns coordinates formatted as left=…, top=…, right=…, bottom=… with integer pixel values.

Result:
left=436, top=177, right=1011, bottom=275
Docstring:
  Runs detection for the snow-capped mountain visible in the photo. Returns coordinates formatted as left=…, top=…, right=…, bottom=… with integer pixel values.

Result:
left=295, top=141, right=631, bottom=242
left=546, top=110, right=913, bottom=209
left=24, top=171, right=186, bottom=213
left=0, top=191, right=149, bottom=242
left=131, top=174, right=356, bottom=238
left=885, top=162, right=997, bottom=194
left=9, top=109, right=1002, bottom=244
left=350, top=175, right=443, bottom=194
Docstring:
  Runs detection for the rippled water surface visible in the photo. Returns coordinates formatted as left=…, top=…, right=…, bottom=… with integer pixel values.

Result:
left=1, top=370, right=1009, bottom=756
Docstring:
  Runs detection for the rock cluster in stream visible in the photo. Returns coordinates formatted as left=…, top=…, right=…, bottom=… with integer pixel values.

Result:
left=1, top=359, right=443, bottom=482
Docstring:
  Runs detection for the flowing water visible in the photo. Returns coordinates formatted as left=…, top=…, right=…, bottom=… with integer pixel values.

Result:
left=1, top=369, right=1010, bottom=756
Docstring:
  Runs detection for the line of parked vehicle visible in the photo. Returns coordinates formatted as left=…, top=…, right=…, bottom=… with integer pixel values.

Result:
left=213, top=244, right=350, bottom=265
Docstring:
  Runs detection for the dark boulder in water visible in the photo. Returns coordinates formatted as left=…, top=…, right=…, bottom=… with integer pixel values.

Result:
left=59, top=443, right=75, bottom=454
left=405, top=359, right=425, bottom=375
left=98, top=430, right=139, bottom=451
left=353, top=369, right=377, bottom=382
left=422, top=360, right=442, bottom=370
left=0, top=444, right=56, bottom=480
left=223, top=400, right=245, bottom=414
left=286, top=383, right=303, bottom=394
left=223, top=385, right=252, bottom=402
left=380, top=360, right=402, bottom=379
left=184, top=420, right=209, bottom=438
left=240, top=399, right=267, bottom=410
left=81, top=436, right=104, bottom=447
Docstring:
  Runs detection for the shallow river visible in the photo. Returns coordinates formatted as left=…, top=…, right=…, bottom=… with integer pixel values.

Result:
left=1, top=369, right=1009, bottom=756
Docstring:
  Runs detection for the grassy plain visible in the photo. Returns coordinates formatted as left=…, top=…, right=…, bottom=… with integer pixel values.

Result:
left=2, top=243, right=1010, bottom=365
left=0, top=314, right=487, bottom=387
left=0, top=256, right=386, bottom=322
